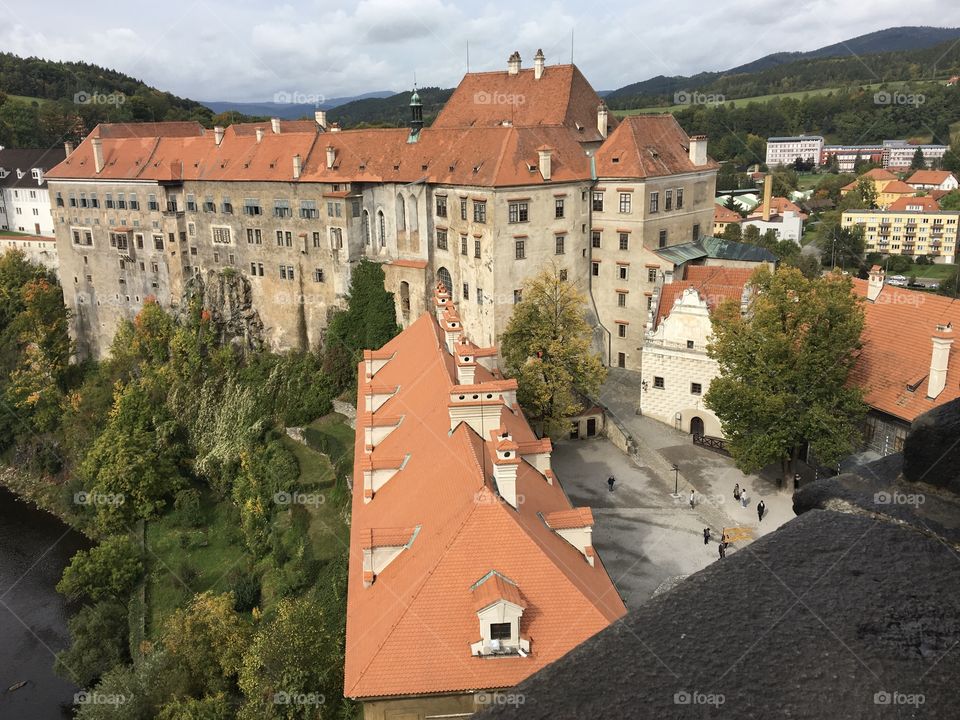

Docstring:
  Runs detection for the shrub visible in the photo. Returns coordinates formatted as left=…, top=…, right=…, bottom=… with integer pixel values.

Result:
left=173, top=488, right=204, bottom=527
left=57, top=535, right=143, bottom=603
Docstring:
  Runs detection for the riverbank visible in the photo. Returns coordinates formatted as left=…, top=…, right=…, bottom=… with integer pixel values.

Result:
left=0, top=466, right=94, bottom=539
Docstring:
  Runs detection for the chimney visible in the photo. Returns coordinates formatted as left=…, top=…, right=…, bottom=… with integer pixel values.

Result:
left=293, top=154, right=302, bottom=179
left=492, top=430, right=521, bottom=509
left=507, top=50, right=521, bottom=75
left=538, top=148, right=552, bottom=181
left=434, top=281, right=451, bottom=321
left=271, top=117, right=281, bottom=134
left=867, top=265, right=885, bottom=302
left=91, top=137, right=104, bottom=173
left=325, top=145, right=336, bottom=170
left=448, top=381, right=517, bottom=436
left=597, top=101, right=609, bottom=139
left=762, top=174, right=773, bottom=222
left=213, top=126, right=225, bottom=146
left=441, top=306, right=463, bottom=354
left=64, top=141, right=74, bottom=158
left=315, top=110, right=327, bottom=130
left=329, top=122, right=341, bottom=133
left=534, top=49, right=545, bottom=80
left=689, top=134, right=708, bottom=166
left=255, top=127, right=264, bottom=143
left=34, top=168, right=44, bottom=185
left=454, top=343, right=477, bottom=385
left=928, top=323, right=954, bottom=399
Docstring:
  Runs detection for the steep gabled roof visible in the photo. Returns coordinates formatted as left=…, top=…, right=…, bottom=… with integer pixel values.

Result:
left=887, top=195, right=940, bottom=212
left=907, top=169, right=955, bottom=185
left=655, top=266, right=755, bottom=328
left=713, top=203, right=743, bottom=223
left=0, top=147, right=67, bottom=189
left=346, top=310, right=625, bottom=700
left=594, top=115, right=719, bottom=179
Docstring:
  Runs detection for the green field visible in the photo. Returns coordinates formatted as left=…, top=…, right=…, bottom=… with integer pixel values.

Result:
left=7, top=94, right=49, bottom=106
left=913, top=263, right=958, bottom=281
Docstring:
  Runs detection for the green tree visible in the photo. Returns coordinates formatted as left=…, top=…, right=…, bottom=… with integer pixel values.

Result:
left=938, top=190, right=960, bottom=211
left=705, top=267, right=867, bottom=484
left=500, top=268, right=606, bottom=438
left=158, top=695, right=233, bottom=720
left=788, top=252, right=823, bottom=279
left=721, top=222, right=742, bottom=241
left=910, top=146, right=927, bottom=170
left=55, top=600, right=130, bottom=686
left=57, top=535, right=143, bottom=602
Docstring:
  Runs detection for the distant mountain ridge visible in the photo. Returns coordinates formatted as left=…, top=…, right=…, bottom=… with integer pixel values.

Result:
left=606, top=26, right=960, bottom=105
left=201, top=91, right=395, bottom=120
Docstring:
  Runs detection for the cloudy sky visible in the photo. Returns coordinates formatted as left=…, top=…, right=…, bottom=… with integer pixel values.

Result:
left=3, top=0, right=960, bottom=102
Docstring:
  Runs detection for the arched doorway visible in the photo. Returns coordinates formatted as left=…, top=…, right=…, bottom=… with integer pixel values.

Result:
left=690, top=416, right=705, bottom=437
left=436, top=267, right=452, bottom=297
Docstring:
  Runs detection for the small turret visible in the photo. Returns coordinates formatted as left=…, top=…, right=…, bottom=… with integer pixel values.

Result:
left=408, top=88, right=423, bottom=143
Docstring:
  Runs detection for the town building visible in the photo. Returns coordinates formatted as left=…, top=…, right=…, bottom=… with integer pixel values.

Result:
left=713, top=203, right=742, bottom=235
left=850, top=267, right=959, bottom=456
left=764, top=135, right=824, bottom=167
left=46, top=51, right=719, bottom=370
left=0, top=147, right=65, bottom=236
left=346, top=282, right=626, bottom=718
left=820, top=143, right=885, bottom=173
left=639, top=265, right=754, bottom=437
left=906, top=169, right=959, bottom=192
left=841, top=201, right=958, bottom=263
left=0, top=235, right=58, bottom=272
left=740, top=179, right=805, bottom=242
left=840, top=168, right=924, bottom=208
left=883, top=140, right=947, bottom=171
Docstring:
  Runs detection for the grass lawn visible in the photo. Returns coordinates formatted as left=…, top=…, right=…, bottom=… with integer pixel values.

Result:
left=912, top=263, right=957, bottom=281
left=0, top=230, right=37, bottom=237
left=7, top=94, right=49, bottom=106
left=144, top=414, right=354, bottom=637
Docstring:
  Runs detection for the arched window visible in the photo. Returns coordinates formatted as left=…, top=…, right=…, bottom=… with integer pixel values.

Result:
left=396, top=194, right=406, bottom=231
left=400, top=280, right=410, bottom=317
left=377, top=210, right=385, bottom=247
left=436, top=267, right=452, bottom=296
left=408, top=194, right=419, bottom=233
left=362, top=209, right=371, bottom=246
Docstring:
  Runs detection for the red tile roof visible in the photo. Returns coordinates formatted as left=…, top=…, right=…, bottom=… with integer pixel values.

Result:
left=887, top=195, right=940, bottom=212
left=881, top=180, right=917, bottom=195
left=472, top=571, right=526, bottom=611
left=543, top=508, right=594, bottom=530
left=433, top=64, right=612, bottom=142
left=594, top=115, right=719, bottom=179
left=748, top=196, right=807, bottom=221
left=655, top=266, right=755, bottom=327
left=907, top=170, right=955, bottom=186
left=714, top=204, right=742, bottom=223
left=851, top=280, right=960, bottom=422
left=346, top=303, right=625, bottom=700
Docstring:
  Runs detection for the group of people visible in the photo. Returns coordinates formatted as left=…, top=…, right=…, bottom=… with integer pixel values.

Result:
left=733, top=483, right=766, bottom=522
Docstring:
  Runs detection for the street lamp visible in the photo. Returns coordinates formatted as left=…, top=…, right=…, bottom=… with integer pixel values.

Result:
left=670, top=463, right=680, bottom=498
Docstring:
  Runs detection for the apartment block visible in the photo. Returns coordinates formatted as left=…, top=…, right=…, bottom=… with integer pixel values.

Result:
left=841, top=198, right=958, bottom=263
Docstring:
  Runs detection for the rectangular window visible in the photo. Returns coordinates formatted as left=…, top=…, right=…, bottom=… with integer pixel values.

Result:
left=203, top=196, right=215, bottom=212
left=92, top=193, right=102, bottom=208
left=105, top=193, right=115, bottom=209
left=250, top=262, right=257, bottom=275
left=592, top=261, right=599, bottom=276
left=212, top=227, right=231, bottom=244
left=617, top=352, right=626, bottom=368
left=476, top=287, right=483, bottom=305
left=280, top=265, right=287, bottom=280
left=474, top=238, right=481, bottom=258
left=276, top=230, right=283, bottom=246
left=186, top=194, right=197, bottom=211
left=312, top=231, right=321, bottom=248
left=555, top=236, right=565, bottom=255
left=190, top=246, right=197, bottom=256
left=460, top=199, right=467, bottom=220
left=135, top=233, right=144, bottom=249
left=555, top=198, right=565, bottom=219
left=460, top=235, right=468, bottom=255
left=559, top=268, right=568, bottom=281
left=274, top=200, right=292, bottom=218
left=148, top=194, right=159, bottom=211
left=257, top=262, right=264, bottom=276
left=676, top=188, right=684, bottom=209
left=56, top=192, right=64, bottom=208
left=463, top=283, right=469, bottom=300
left=619, top=193, right=632, bottom=213
left=686, top=340, right=695, bottom=349
left=313, top=268, right=325, bottom=283
left=665, top=189, right=672, bottom=212
left=691, top=382, right=702, bottom=395
left=649, top=191, right=659, bottom=214
left=436, top=229, right=448, bottom=250
left=72, top=230, right=80, bottom=245
left=68, top=194, right=77, bottom=208
left=508, top=202, right=528, bottom=223
left=617, top=323, right=627, bottom=338
left=659, top=229, right=667, bottom=248
left=692, top=223, right=701, bottom=241
left=244, top=199, right=262, bottom=216
left=151, top=262, right=158, bottom=273
left=619, top=233, right=629, bottom=251
left=436, top=196, right=447, bottom=217
left=300, top=200, right=318, bottom=219
left=153, top=235, right=164, bottom=250
left=515, top=239, right=525, bottom=259
left=592, top=192, right=604, bottom=211
left=647, top=268, right=657, bottom=282
left=514, top=289, right=522, bottom=304
left=473, top=200, right=486, bottom=223
left=654, top=376, right=664, bottom=389
left=213, top=251, right=220, bottom=263
left=591, top=231, right=601, bottom=248
left=490, top=623, right=511, bottom=641
left=617, top=292, right=627, bottom=307
left=618, top=265, right=628, bottom=280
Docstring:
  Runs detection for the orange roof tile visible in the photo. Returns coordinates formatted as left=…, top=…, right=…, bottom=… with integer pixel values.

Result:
left=907, top=170, right=955, bottom=185
left=594, top=115, right=719, bottom=179
left=850, top=280, right=960, bottom=422
left=472, top=571, right=525, bottom=611
left=655, top=266, right=754, bottom=327
left=887, top=195, right=940, bottom=212
left=543, top=507, right=594, bottom=530
left=882, top=180, right=917, bottom=195
left=359, top=527, right=419, bottom=549
left=714, top=204, right=743, bottom=223
left=346, top=305, right=625, bottom=700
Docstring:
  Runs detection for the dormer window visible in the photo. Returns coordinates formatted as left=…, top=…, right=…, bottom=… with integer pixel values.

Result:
left=470, top=571, right=530, bottom=657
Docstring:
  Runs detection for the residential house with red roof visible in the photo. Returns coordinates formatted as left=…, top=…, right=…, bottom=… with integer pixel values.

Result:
left=906, top=170, right=959, bottom=192
left=46, top=50, right=718, bottom=368
left=346, top=282, right=626, bottom=718
left=639, top=266, right=754, bottom=437
left=713, top=203, right=742, bottom=236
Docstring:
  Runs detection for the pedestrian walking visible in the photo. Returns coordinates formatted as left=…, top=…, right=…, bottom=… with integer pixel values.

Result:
left=733, top=483, right=741, bottom=501
left=689, top=490, right=695, bottom=509
left=607, top=476, right=615, bottom=492
left=741, top=489, right=748, bottom=508
left=703, top=527, right=711, bottom=545
left=757, top=500, right=766, bottom=522
left=718, top=542, right=726, bottom=559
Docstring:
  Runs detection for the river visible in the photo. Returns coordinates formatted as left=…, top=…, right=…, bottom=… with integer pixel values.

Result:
left=0, top=485, right=91, bottom=719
